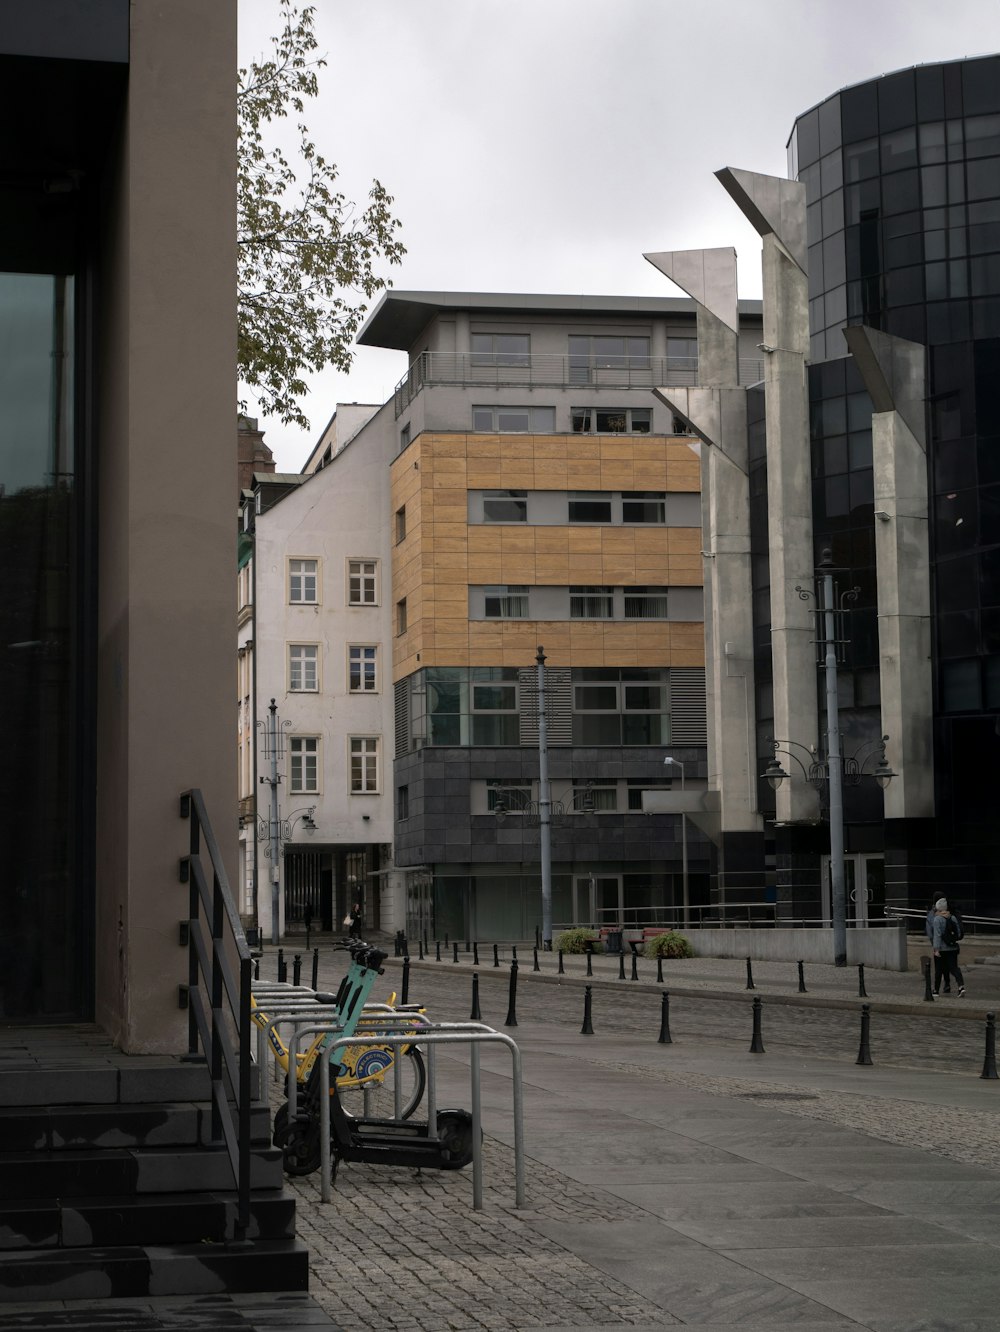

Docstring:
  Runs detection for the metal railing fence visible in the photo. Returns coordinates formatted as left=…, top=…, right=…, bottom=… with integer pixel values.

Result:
left=179, top=789, right=253, bottom=1238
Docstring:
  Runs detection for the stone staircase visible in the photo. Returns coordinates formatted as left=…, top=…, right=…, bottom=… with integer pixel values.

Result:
left=0, top=1026, right=310, bottom=1307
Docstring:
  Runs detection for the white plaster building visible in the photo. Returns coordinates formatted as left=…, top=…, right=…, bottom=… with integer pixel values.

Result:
left=239, top=403, right=404, bottom=941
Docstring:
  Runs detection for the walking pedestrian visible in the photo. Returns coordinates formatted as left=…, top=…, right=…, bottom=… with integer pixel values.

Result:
left=931, top=897, right=965, bottom=998
left=926, top=895, right=949, bottom=995
left=349, top=901, right=364, bottom=940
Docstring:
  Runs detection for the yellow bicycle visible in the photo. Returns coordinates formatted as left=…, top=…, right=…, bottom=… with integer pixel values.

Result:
left=251, top=993, right=427, bottom=1121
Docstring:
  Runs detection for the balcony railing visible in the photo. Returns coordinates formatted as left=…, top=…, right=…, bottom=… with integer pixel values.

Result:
left=393, top=350, right=766, bottom=417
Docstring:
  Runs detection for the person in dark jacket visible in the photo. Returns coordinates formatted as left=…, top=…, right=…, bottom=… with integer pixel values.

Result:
left=926, top=895, right=949, bottom=995
left=349, top=901, right=363, bottom=940
left=931, top=897, right=965, bottom=998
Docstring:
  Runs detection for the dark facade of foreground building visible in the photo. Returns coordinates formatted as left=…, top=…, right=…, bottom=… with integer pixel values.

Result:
left=659, top=54, right=1000, bottom=925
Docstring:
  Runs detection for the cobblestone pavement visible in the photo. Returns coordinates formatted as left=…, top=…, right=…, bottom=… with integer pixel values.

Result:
left=258, top=949, right=1000, bottom=1331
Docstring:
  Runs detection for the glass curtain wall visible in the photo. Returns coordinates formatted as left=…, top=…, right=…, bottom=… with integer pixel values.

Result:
left=0, top=271, right=83, bottom=1019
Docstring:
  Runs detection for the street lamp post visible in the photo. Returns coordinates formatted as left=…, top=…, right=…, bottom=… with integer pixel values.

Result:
left=536, top=646, right=553, bottom=949
left=663, top=757, right=689, bottom=929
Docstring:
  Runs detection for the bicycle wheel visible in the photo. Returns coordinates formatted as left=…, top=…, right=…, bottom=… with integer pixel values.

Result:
left=337, top=1045, right=426, bottom=1121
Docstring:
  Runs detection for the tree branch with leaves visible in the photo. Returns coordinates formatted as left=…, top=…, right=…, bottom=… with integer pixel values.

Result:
left=238, top=1, right=405, bottom=427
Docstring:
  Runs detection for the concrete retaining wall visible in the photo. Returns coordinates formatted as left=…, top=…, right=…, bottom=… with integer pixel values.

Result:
left=682, top=924, right=908, bottom=971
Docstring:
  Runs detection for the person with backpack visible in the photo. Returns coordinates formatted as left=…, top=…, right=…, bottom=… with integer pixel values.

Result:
left=931, top=897, right=965, bottom=997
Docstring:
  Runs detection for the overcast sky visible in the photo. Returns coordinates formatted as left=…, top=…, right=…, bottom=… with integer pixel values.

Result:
left=237, top=0, right=1000, bottom=471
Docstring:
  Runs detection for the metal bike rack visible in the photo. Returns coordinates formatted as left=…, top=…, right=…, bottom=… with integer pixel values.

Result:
left=289, top=1020, right=525, bottom=1211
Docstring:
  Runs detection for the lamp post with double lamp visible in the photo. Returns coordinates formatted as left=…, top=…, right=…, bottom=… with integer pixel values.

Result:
left=763, top=552, right=894, bottom=966
left=662, top=757, right=689, bottom=929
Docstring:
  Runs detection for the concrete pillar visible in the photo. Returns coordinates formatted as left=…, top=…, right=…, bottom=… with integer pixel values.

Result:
left=645, top=248, right=762, bottom=906
left=716, top=169, right=818, bottom=825
left=843, top=326, right=934, bottom=822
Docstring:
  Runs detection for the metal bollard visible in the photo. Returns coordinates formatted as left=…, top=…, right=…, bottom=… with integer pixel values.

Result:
left=254, top=957, right=260, bottom=980
left=512, top=945, right=518, bottom=963
left=981, top=1013, right=998, bottom=1080
left=533, top=946, right=540, bottom=973
left=470, top=972, right=481, bottom=1022
left=586, top=947, right=593, bottom=978
left=858, top=964, right=868, bottom=999
left=535, top=925, right=541, bottom=949
left=630, top=950, right=639, bottom=981
left=656, top=955, right=663, bottom=984
left=435, top=940, right=441, bottom=962
left=473, top=941, right=480, bottom=967
left=418, top=938, right=425, bottom=961
left=797, top=960, right=807, bottom=993
left=493, top=943, right=500, bottom=968
left=922, top=955, right=934, bottom=1002
left=658, top=991, right=672, bottom=1044
left=423, top=930, right=428, bottom=954
left=505, top=961, right=518, bottom=1027
left=277, top=948, right=286, bottom=983
left=856, top=1003, right=873, bottom=1066
left=745, top=956, right=755, bottom=991
left=401, top=956, right=410, bottom=1006
left=293, top=954, right=302, bottom=986
left=312, top=948, right=319, bottom=991
left=558, top=949, right=564, bottom=975
left=581, top=985, right=594, bottom=1035
left=618, top=952, right=626, bottom=981
left=453, top=941, right=460, bottom=964
left=749, top=996, right=765, bottom=1053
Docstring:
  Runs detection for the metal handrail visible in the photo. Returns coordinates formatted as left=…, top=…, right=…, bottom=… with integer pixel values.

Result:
left=885, top=906, right=1000, bottom=932
left=392, top=350, right=767, bottom=417
left=179, top=789, right=252, bottom=1239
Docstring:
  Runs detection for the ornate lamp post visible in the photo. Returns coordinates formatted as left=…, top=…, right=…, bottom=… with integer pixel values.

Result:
left=764, top=552, right=895, bottom=966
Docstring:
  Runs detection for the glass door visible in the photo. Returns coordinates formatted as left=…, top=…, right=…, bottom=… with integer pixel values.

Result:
left=821, top=854, right=885, bottom=926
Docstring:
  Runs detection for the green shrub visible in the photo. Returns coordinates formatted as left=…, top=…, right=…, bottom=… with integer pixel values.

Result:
left=556, top=927, right=598, bottom=954
left=642, top=930, right=693, bottom=959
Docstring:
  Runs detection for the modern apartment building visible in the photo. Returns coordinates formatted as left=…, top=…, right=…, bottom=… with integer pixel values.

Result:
left=654, top=53, right=1000, bottom=928
left=366, top=292, right=765, bottom=942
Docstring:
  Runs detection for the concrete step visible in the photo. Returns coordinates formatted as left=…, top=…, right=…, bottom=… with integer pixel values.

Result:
left=0, top=1238, right=310, bottom=1303
left=0, top=1191, right=296, bottom=1251
left=0, top=1145, right=285, bottom=1201
left=0, top=1101, right=272, bottom=1153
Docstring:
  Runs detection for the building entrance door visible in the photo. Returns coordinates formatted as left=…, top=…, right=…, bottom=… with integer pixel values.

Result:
left=821, top=854, right=886, bottom=926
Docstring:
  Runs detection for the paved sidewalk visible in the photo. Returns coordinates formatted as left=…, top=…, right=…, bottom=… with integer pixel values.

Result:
left=259, top=946, right=1000, bottom=1332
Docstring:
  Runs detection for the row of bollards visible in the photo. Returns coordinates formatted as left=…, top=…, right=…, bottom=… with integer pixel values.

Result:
left=458, top=964, right=1000, bottom=1080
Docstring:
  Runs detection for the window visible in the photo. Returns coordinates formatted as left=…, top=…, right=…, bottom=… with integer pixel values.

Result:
left=290, top=736, right=319, bottom=793
left=399, top=422, right=411, bottom=451
left=622, top=492, right=666, bottom=524
left=572, top=669, right=670, bottom=746
left=395, top=507, right=406, bottom=543
left=568, top=492, right=612, bottom=523
left=570, top=586, right=614, bottom=618
left=289, top=643, right=319, bottom=692
left=486, top=779, right=532, bottom=813
left=471, top=680, right=519, bottom=744
left=667, top=337, right=698, bottom=374
left=396, top=598, right=407, bottom=635
left=571, top=407, right=652, bottom=434
left=484, top=585, right=529, bottom=618
left=289, top=558, right=318, bottom=604
left=624, top=586, right=669, bottom=619
left=350, top=736, right=380, bottom=793
left=348, top=559, right=378, bottom=606
left=472, top=405, right=555, bottom=432
left=569, top=335, right=651, bottom=382
left=397, top=785, right=409, bottom=820
left=349, top=645, right=378, bottom=692
left=572, top=780, right=616, bottom=812
left=482, top=489, right=527, bottom=522
left=471, top=332, right=530, bottom=366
